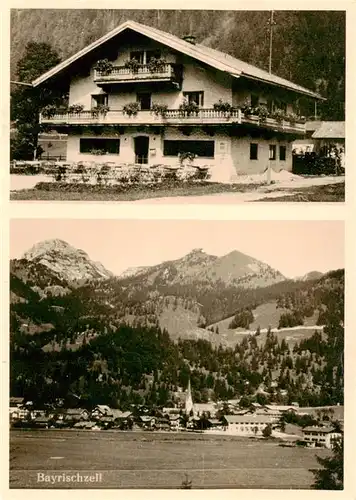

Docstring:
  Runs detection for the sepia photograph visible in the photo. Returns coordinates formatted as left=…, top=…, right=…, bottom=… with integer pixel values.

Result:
left=9, top=9, right=345, bottom=203
left=9, top=219, right=344, bottom=489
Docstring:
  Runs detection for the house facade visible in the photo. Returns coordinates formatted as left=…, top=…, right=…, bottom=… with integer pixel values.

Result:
left=223, top=415, right=274, bottom=435
left=34, top=20, right=322, bottom=181
left=303, top=426, right=342, bottom=449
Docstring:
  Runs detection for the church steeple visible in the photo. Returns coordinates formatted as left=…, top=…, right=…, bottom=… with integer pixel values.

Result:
left=185, top=378, right=194, bottom=415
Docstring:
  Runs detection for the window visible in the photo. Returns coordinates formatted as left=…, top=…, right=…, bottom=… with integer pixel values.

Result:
left=250, top=143, right=258, bottom=160
left=130, top=50, right=161, bottom=64
left=279, top=145, right=286, bottom=161
left=80, top=138, right=120, bottom=154
left=269, top=144, right=276, bottom=160
left=267, top=99, right=273, bottom=113
left=130, top=51, right=144, bottom=64
left=274, top=100, right=287, bottom=113
left=92, top=94, right=108, bottom=107
left=183, top=91, right=204, bottom=107
left=251, top=94, right=259, bottom=108
left=146, top=50, right=161, bottom=63
left=163, top=140, right=214, bottom=158
left=137, top=92, right=151, bottom=111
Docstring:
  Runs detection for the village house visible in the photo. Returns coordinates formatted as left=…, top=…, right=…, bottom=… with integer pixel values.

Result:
left=255, top=404, right=298, bottom=422
left=9, top=397, right=28, bottom=421
left=33, top=20, right=322, bottom=182
left=302, top=426, right=342, bottom=449
left=62, top=408, right=90, bottom=425
left=222, top=414, right=274, bottom=436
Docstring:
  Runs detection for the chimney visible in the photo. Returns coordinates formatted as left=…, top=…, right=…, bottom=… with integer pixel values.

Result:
left=182, top=35, right=196, bottom=45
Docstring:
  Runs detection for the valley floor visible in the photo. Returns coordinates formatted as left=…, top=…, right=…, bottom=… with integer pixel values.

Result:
left=10, top=429, right=329, bottom=489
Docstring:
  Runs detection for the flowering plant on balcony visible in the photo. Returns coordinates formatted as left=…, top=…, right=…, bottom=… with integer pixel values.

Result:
left=91, top=105, right=110, bottom=117
left=213, top=99, right=234, bottom=114
left=151, top=103, right=168, bottom=117
left=41, top=104, right=58, bottom=118
left=122, top=102, right=140, bottom=117
left=286, top=112, right=300, bottom=125
left=93, top=59, right=114, bottom=75
left=179, top=98, right=199, bottom=116
left=271, top=108, right=285, bottom=124
left=147, top=57, right=167, bottom=73
left=252, top=105, right=269, bottom=123
left=68, top=104, right=85, bottom=114
left=124, top=58, right=142, bottom=73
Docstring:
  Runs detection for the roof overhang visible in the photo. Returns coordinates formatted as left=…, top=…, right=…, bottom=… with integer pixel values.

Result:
left=32, top=20, right=241, bottom=87
left=32, top=19, right=323, bottom=101
left=233, top=74, right=325, bottom=101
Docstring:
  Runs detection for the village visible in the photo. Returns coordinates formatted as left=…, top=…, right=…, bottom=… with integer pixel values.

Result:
left=9, top=380, right=343, bottom=450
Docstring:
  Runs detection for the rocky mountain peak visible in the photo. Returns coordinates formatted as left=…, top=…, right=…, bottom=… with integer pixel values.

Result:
left=21, top=239, right=113, bottom=284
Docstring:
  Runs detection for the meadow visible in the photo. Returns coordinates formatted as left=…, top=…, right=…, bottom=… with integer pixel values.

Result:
left=10, top=430, right=329, bottom=489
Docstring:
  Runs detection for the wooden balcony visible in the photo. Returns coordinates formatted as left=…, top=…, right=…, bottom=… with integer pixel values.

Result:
left=93, top=63, right=182, bottom=87
left=40, top=108, right=306, bottom=133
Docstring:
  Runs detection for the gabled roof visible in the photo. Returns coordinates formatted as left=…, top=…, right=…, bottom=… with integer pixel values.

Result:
left=224, top=415, right=273, bottom=424
left=32, top=20, right=323, bottom=100
left=303, top=426, right=337, bottom=433
left=312, top=121, right=345, bottom=139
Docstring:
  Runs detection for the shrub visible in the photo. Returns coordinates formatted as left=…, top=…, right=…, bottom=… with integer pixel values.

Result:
left=262, top=424, right=272, bottom=438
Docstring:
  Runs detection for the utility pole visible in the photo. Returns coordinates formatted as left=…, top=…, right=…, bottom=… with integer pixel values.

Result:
left=267, top=11, right=276, bottom=74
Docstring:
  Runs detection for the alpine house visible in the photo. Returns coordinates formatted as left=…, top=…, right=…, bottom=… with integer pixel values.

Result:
left=34, top=20, right=323, bottom=181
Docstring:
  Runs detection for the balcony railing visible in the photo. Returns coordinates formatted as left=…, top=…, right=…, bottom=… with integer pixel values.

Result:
left=40, top=108, right=306, bottom=133
left=94, top=63, right=182, bottom=85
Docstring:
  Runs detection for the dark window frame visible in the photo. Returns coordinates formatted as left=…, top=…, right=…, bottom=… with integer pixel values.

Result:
left=183, top=91, right=204, bottom=107
left=92, top=94, right=108, bottom=107
left=136, top=92, right=152, bottom=111
left=163, top=140, right=214, bottom=158
left=279, top=145, right=287, bottom=161
left=130, top=50, right=161, bottom=65
left=79, top=138, right=120, bottom=155
left=251, top=94, right=259, bottom=108
left=250, top=143, right=258, bottom=160
left=269, top=144, right=277, bottom=161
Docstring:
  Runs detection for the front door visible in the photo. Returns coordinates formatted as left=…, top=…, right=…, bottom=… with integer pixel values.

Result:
left=134, top=136, right=149, bottom=164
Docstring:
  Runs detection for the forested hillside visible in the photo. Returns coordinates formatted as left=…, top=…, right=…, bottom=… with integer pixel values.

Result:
left=10, top=9, right=345, bottom=119
left=10, top=254, right=344, bottom=409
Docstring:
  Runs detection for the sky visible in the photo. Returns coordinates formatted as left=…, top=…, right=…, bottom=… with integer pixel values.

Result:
left=10, top=219, right=344, bottom=278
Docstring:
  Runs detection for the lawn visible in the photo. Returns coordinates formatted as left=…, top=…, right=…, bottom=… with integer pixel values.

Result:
left=10, top=429, right=328, bottom=489
left=257, top=182, right=345, bottom=202
left=10, top=181, right=258, bottom=202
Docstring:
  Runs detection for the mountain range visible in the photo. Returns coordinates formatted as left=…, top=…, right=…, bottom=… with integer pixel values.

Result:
left=10, top=238, right=338, bottom=346
left=10, top=238, right=344, bottom=408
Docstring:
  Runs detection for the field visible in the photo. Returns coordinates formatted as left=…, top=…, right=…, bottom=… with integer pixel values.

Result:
left=207, top=301, right=323, bottom=348
left=9, top=430, right=329, bottom=489
left=256, top=182, right=345, bottom=202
